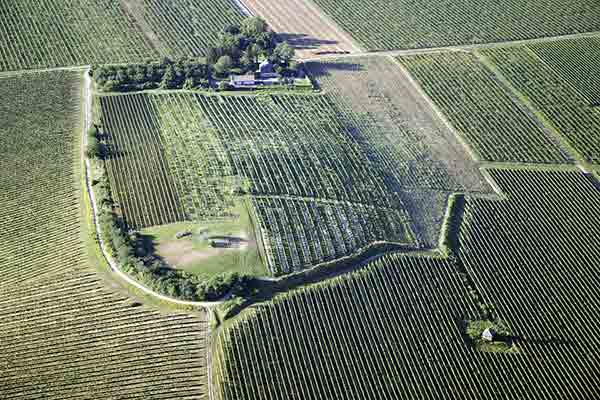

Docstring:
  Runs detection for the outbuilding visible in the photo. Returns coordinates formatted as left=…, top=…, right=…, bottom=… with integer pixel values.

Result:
left=481, top=327, right=496, bottom=342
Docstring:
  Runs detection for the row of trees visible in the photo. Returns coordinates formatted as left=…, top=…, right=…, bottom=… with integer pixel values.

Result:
left=92, top=17, right=298, bottom=92
left=88, top=125, right=250, bottom=301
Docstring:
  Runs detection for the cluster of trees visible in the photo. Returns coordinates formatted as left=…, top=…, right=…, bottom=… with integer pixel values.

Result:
left=92, top=17, right=298, bottom=92
left=88, top=126, right=250, bottom=301
left=207, top=16, right=296, bottom=77
left=93, top=58, right=211, bottom=92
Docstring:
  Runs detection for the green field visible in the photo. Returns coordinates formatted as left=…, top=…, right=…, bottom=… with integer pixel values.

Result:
left=459, top=169, right=600, bottom=341
left=398, top=52, right=570, bottom=164
left=213, top=169, right=600, bottom=400
left=0, top=71, right=209, bottom=398
left=0, top=0, right=244, bottom=72
left=528, top=36, right=600, bottom=105
left=99, top=91, right=416, bottom=275
left=311, top=0, right=600, bottom=51
left=481, top=43, right=600, bottom=164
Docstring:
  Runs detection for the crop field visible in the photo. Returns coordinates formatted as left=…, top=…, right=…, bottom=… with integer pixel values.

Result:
left=238, top=0, right=361, bottom=58
left=528, top=36, right=600, bottom=105
left=0, top=0, right=157, bottom=72
left=0, top=0, right=245, bottom=72
left=398, top=52, right=570, bottom=164
left=100, top=94, right=187, bottom=229
left=459, top=169, right=600, bottom=342
left=480, top=45, right=600, bottom=163
left=308, top=56, right=491, bottom=247
left=310, top=0, right=600, bottom=51
left=0, top=71, right=210, bottom=399
left=213, top=252, right=599, bottom=400
left=0, top=71, right=85, bottom=285
left=0, top=271, right=210, bottom=399
left=121, top=0, right=244, bottom=58
left=100, top=91, right=416, bottom=274
left=252, top=196, right=412, bottom=274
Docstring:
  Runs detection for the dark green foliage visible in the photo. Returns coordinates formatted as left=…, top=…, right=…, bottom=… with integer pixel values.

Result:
left=93, top=58, right=211, bottom=92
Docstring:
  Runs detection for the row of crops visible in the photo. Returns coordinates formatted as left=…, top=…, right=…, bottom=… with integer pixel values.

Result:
left=100, top=91, right=417, bottom=273
left=213, top=247, right=599, bottom=399
left=459, top=169, right=600, bottom=343
left=252, top=196, right=413, bottom=275
left=0, top=71, right=86, bottom=286
left=480, top=41, right=600, bottom=164
left=528, top=36, right=600, bottom=105
left=124, top=0, right=244, bottom=58
left=0, top=0, right=244, bottom=72
left=307, top=56, right=492, bottom=248
left=397, top=52, right=570, bottom=164
left=0, top=71, right=210, bottom=399
left=311, top=0, right=600, bottom=51
left=0, top=0, right=156, bottom=72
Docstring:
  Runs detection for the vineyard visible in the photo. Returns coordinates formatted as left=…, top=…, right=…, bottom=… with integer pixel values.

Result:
left=100, top=94, right=187, bottom=229
left=398, top=52, right=570, bottom=164
left=459, top=169, right=600, bottom=343
left=528, top=36, right=600, bottom=105
left=0, top=71, right=84, bottom=286
left=0, top=0, right=246, bottom=72
left=310, top=0, right=600, bottom=51
left=0, top=71, right=210, bottom=399
left=480, top=44, right=600, bottom=164
left=100, top=91, right=417, bottom=274
left=213, top=251, right=599, bottom=400
left=122, top=0, right=244, bottom=58
left=308, top=56, right=492, bottom=247
left=0, top=0, right=156, bottom=72
left=0, top=271, right=210, bottom=399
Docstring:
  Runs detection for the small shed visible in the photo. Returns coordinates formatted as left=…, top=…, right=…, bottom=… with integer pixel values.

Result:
left=481, top=327, right=495, bottom=342
left=210, top=238, right=232, bottom=248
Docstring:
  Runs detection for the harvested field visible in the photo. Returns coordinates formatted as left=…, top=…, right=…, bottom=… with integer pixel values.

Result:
left=239, top=0, right=362, bottom=58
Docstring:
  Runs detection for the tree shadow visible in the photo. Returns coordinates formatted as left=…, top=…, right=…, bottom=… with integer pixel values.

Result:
left=277, top=32, right=340, bottom=50
left=305, top=61, right=364, bottom=78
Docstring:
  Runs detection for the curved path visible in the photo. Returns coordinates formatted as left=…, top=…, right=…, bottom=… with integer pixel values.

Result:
left=81, top=70, right=223, bottom=308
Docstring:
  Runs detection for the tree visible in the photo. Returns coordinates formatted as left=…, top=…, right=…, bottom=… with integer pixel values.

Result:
left=272, top=42, right=295, bottom=66
left=160, top=65, right=177, bottom=89
left=223, top=23, right=240, bottom=35
left=241, top=16, right=268, bottom=38
left=214, top=55, right=233, bottom=77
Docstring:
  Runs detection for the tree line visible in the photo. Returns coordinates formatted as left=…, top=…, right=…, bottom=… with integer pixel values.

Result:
left=92, top=17, right=297, bottom=92
left=88, top=125, right=250, bottom=301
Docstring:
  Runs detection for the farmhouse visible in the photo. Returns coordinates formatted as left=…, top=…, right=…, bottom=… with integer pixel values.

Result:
left=230, top=74, right=257, bottom=88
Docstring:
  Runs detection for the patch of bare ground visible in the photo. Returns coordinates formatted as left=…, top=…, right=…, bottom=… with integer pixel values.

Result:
left=157, top=237, right=256, bottom=269
left=239, top=0, right=361, bottom=58
left=308, top=56, right=495, bottom=247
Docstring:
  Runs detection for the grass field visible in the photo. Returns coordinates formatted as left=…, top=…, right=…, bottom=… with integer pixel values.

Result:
left=213, top=251, right=599, bottom=399
left=310, top=0, right=600, bottom=51
left=0, top=71, right=210, bottom=399
left=480, top=43, right=600, bottom=164
left=398, top=52, right=570, bottom=164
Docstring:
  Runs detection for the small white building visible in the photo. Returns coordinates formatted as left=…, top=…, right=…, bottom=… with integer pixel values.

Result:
left=481, top=327, right=495, bottom=342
